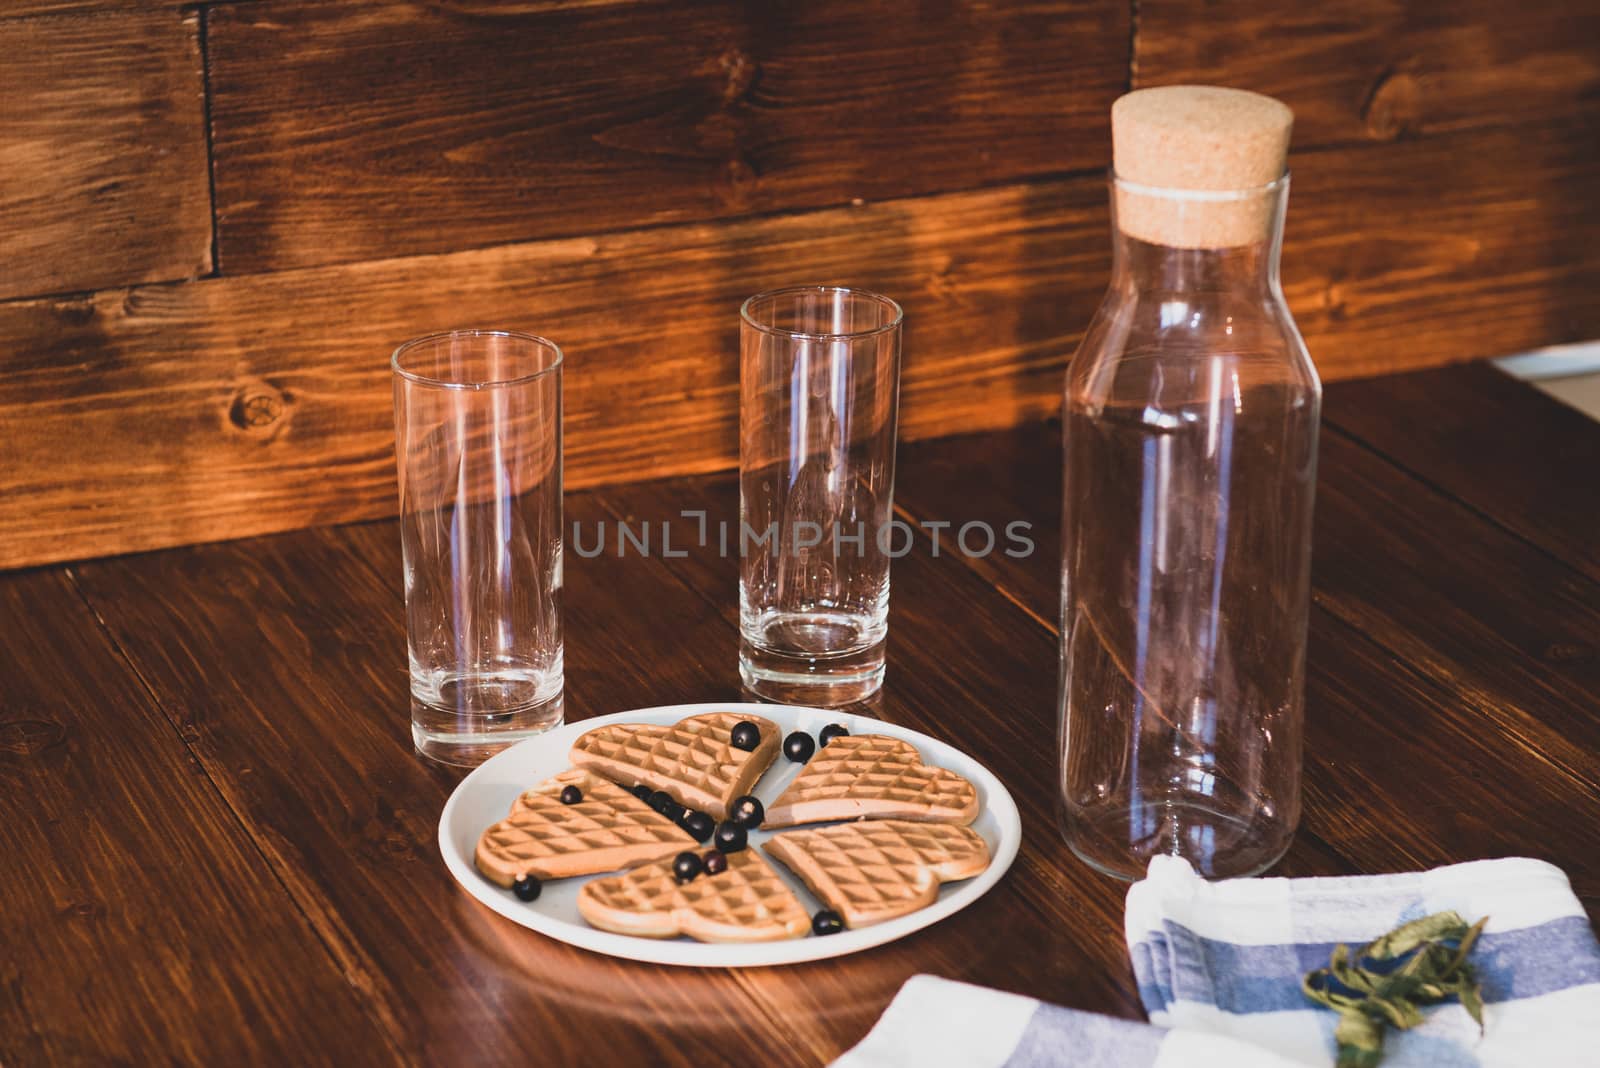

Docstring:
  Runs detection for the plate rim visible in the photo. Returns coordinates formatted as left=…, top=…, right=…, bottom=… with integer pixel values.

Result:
left=438, top=700, right=1022, bottom=968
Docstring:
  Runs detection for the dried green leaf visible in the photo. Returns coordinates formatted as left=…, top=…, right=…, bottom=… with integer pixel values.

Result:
left=1446, top=917, right=1489, bottom=974
left=1365, top=912, right=1470, bottom=961
left=1461, top=986, right=1486, bottom=1033
left=1303, top=912, right=1489, bottom=1068
left=1368, top=995, right=1424, bottom=1030
left=1334, top=1008, right=1386, bottom=1068
left=1303, top=974, right=1367, bottom=1013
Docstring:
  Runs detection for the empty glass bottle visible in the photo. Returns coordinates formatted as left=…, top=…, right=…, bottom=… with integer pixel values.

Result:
left=1058, top=87, right=1320, bottom=880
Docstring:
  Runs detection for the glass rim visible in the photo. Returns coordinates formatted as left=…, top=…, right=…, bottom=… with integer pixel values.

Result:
left=740, top=285, right=904, bottom=342
left=391, top=329, right=564, bottom=390
left=1110, top=168, right=1290, bottom=203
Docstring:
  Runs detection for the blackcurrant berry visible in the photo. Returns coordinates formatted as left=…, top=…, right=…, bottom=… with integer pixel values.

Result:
left=730, top=721, right=762, bottom=752
left=713, top=821, right=748, bottom=854
left=673, top=851, right=703, bottom=884
left=729, top=794, right=765, bottom=830
left=783, top=730, right=816, bottom=763
left=812, top=909, right=845, bottom=935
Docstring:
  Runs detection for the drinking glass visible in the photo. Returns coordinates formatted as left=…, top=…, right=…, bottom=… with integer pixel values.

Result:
left=393, top=330, right=563, bottom=766
left=739, top=286, right=903, bottom=706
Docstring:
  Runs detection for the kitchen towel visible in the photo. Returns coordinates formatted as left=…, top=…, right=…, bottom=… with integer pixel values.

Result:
left=829, top=973, right=1301, bottom=1067
left=833, top=856, right=1600, bottom=1067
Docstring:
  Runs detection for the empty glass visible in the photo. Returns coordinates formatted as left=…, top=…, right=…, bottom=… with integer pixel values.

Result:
left=738, top=286, right=903, bottom=706
left=393, top=330, right=563, bottom=766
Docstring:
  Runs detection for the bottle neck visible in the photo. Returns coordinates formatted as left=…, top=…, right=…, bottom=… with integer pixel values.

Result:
left=1110, top=231, right=1281, bottom=295
left=1107, top=173, right=1288, bottom=296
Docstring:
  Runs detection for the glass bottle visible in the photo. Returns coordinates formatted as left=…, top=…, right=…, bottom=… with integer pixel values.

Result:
left=1058, top=88, right=1320, bottom=880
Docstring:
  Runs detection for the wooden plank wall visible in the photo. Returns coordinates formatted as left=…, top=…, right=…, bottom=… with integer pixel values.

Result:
left=0, top=9, right=211, bottom=299
left=1, top=0, right=1597, bottom=569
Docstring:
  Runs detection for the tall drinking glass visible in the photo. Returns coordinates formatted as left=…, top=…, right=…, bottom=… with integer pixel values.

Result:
left=739, top=286, right=903, bottom=706
left=393, top=330, right=563, bottom=766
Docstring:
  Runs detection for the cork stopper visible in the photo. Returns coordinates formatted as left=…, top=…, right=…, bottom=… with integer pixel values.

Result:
left=1112, top=86, right=1293, bottom=248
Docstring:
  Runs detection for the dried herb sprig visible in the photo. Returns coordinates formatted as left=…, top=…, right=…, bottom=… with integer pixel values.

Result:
left=1302, top=911, right=1488, bottom=1068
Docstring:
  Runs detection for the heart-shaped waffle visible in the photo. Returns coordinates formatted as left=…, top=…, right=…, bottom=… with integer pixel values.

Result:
left=578, top=847, right=811, bottom=942
left=569, top=712, right=780, bottom=821
left=764, top=820, right=991, bottom=928
left=475, top=769, right=694, bottom=886
left=763, top=734, right=980, bottom=828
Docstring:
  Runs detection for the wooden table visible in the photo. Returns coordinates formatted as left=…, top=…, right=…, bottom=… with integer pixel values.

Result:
left=6, top=362, right=1598, bottom=1065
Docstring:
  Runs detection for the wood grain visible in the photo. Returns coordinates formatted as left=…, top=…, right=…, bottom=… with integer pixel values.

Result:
left=67, top=480, right=1151, bottom=1063
left=5, top=0, right=643, bottom=14
left=58, top=466, right=1293, bottom=1060
left=1325, top=362, right=1600, bottom=585
left=68, top=501, right=818, bottom=1068
left=894, top=407, right=1600, bottom=780
left=1313, top=429, right=1600, bottom=769
left=26, top=366, right=1600, bottom=1059
left=7, top=106, right=1600, bottom=570
left=0, top=566, right=392, bottom=1064
left=590, top=475, right=1163, bottom=1034
left=207, top=0, right=1128, bottom=272
left=1301, top=604, right=1600, bottom=910
left=1136, top=0, right=1600, bottom=147
left=0, top=8, right=211, bottom=300
left=890, top=420, right=1600, bottom=909
left=1280, top=113, right=1600, bottom=378
left=576, top=475, right=1177, bottom=1047
left=0, top=176, right=1109, bottom=570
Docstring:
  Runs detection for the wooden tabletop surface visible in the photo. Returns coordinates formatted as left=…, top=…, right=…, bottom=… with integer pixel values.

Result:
left=5, top=361, right=1599, bottom=1066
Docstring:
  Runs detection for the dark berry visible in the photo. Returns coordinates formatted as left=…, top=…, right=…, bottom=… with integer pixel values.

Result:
left=729, top=794, right=765, bottom=830
left=673, top=851, right=703, bottom=884
left=559, top=785, right=583, bottom=805
left=730, top=720, right=762, bottom=752
left=648, top=790, right=684, bottom=821
left=811, top=909, right=845, bottom=936
left=702, top=849, right=728, bottom=876
left=713, top=821, right=748, bottom=854
left=679, top=809, right=716, bottom=843
left=512, top=875, right=542, bottom=902
left=783, top=730, right=816, bottom=763
left=631, top=784, right=652, bottom=802
left=819, top=723, right=850, bottom=747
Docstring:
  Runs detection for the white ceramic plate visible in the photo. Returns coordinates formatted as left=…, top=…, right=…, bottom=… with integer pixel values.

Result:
left=439, top=701, right=1021, bottom=967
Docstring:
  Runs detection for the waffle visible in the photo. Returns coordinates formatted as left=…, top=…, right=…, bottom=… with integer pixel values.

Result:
left=570, top=712, right=780, bottom=821
left=475, top=769, right=695, bottom=886
left=764, top=820, right=990, bottom=928
left=763, top=734, right=980, bottom=828
left=578, top=846, right=812, bottom=942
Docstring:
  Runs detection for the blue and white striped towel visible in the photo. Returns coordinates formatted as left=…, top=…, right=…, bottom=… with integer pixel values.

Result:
left=832, top=856, right=1600, bottom=1067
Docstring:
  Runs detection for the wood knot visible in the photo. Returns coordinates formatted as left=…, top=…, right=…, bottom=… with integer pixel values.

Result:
left=724, top=155, right=759, bottom=190
left=924, top=254, right=964, bottom=301
left=719, top=47, right=759, bottom=104
left=0, top=718, right=67, bottom=758
left=58, top=900, right=106, bottom=922
left=1322, top=280, right=1348, bottom=322
left=228, top=382, right=290, bottom=436
left=358, top=802, right=424, bottom=862
left=382, top=831, right=416, bottom=858
left=57, top=296, right=96, bottom=328
left=1362, top=67, right=1423, bottom=141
